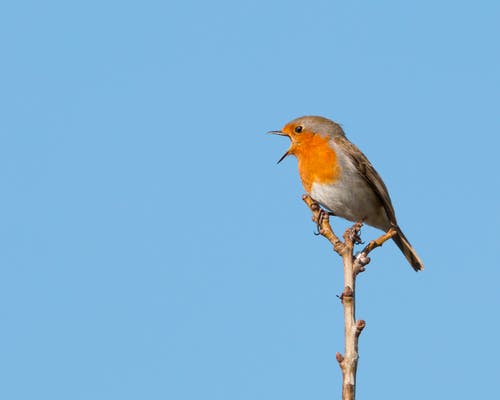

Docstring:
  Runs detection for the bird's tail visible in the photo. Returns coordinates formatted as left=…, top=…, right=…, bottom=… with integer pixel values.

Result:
left=391, top=226, right=424, bottom=272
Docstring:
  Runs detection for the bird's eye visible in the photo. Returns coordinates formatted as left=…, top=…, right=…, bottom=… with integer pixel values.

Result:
left=294, top=125, right=303, bottom=133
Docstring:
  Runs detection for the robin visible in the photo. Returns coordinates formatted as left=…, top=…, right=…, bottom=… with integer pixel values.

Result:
left=270, top=115, right=424, bottom=271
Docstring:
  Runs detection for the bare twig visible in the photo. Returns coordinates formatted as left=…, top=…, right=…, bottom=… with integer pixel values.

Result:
left=302, top=195, right=344, bottom=254
left=360, top=227, right=397, bottom=255
left=353, top=227, right=397, bottom=275
left=301, top=195, right=392, bottom=400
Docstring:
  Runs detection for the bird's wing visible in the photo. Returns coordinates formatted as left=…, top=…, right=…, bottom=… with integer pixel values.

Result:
left=334, top=136, right=397, bottom=224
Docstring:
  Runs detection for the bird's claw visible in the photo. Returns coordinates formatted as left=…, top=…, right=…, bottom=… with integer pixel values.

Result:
left=313, top=209, right=326, bottom=235
left=313, top=208, right=334, bottom=235
left=346, top=221, right=363, bottom=245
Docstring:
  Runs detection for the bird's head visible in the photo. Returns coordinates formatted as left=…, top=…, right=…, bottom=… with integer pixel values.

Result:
left=269, top=115, right=345, bottom=163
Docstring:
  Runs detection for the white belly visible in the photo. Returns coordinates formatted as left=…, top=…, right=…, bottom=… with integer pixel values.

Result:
left=310, top=169, right=389, bottom=231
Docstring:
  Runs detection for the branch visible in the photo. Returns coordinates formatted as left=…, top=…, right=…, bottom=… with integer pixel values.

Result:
left=353, top=227, right=397, bottom=275
left=301, top=195, right=390, bottom=400
left=302, top=195, right=345, bottom=255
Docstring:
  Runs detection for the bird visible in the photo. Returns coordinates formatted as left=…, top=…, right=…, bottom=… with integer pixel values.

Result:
left=270, top=115, right=424, bottom=271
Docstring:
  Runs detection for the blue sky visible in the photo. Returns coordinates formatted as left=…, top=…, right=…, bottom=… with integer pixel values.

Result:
left=1, top=1, right=499, bottom=399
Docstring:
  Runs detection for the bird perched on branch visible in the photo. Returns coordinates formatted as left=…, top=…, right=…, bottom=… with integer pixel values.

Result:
left=270, top=115, right=424, bottom=271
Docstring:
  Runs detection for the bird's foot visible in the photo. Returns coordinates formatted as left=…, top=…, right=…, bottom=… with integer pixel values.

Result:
left=345, top=220, right=364, bottom=245
left=314, top=209, right=335, bottom=235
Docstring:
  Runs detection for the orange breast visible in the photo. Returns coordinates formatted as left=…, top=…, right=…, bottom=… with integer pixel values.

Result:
left=294, top=134, right=341, bottom=193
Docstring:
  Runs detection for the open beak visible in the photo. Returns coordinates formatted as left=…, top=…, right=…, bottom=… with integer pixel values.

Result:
left=267, top=130, right=288, bottom=136
left=276, top=150, right=290, bottom=164
left=268, top=130, right=291, bottom=164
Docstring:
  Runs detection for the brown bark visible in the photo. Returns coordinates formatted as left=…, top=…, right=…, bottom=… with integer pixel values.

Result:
left=302, top=195, right=395, bottom=400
